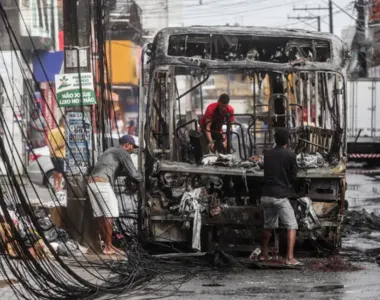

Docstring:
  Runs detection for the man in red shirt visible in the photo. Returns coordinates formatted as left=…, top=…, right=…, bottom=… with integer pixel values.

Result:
left=200, top=93, right=234, bottom=153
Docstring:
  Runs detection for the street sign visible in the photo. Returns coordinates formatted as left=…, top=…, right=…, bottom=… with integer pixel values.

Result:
left=55, top=73, right=96, bottom=107
left=65, top=112, right=92, bottom=175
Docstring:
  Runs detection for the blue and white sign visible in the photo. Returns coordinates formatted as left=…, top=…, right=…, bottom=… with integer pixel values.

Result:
left=65, top=112, right=92, bottom=175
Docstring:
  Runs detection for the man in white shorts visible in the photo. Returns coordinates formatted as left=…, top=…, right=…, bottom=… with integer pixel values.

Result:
left=260, top=128, right=303, bottom=266
left=87, top=135, right=142, bottom=255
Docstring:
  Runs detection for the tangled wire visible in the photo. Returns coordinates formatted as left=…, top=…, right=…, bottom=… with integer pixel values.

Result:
left=0, top=1, right=211, bottom=299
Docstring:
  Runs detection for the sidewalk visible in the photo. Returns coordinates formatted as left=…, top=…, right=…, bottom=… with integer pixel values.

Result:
left=0, top=256, right=120, bottom=300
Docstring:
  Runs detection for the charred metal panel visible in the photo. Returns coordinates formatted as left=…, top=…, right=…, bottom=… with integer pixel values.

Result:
left=150, top=27, right=347, bottom=72
left=151, top=220, right=188, bottom=242
left=168, top=34, right=331, bottom=63
left=157, top=161, right=346, bottom=178
left=306, top=179, right=340, bottom=201
left=216, top=227, right=261, bottom=240
left=140, top=26, right=348, bottom=252
left=203, top=207, right=263, bottom=226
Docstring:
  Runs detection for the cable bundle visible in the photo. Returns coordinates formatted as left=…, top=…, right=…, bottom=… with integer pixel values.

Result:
left=0, top=1, right=205, bottom=299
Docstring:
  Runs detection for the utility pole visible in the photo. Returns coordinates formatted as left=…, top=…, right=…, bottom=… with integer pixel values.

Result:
left=62, top=0, right=101, bottom=253
left=288, top=16, right=321, bottom=31
left=329, top=0, right=333, bottom=35
left=354, top=0, right=367, bottom=77
left=293, top=1, right=334, bottom=33
left=165, top=0, right=169, bottom=27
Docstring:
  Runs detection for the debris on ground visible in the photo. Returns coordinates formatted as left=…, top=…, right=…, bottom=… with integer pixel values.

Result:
left=248, top=247, right=261, bottom=260
left=308, top=256, right=363, bottom=272
left=343, top=209, right=380, bottom=235
left=296, top=197, right=322, bottom=230
left=296, top=152, right=328, bottom=169
left=57, top=240, right=83, bottom=257
left=202, top=283, right=224, bottom=287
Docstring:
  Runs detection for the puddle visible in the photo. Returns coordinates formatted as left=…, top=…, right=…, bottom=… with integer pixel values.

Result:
left=312, top=284, right=344, bottom=291
left=202, top=283, right=224, bottom=287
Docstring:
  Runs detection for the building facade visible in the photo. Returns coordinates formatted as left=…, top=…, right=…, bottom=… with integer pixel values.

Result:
left=101, top=0, right=143, bottom=134
left=369, top=0, right=380, bottom=77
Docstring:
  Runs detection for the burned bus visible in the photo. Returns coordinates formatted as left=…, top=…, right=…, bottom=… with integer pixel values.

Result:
left=137, top=26, right=349, bottom=253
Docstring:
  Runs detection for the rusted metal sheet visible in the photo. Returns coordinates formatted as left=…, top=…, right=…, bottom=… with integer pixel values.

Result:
left=312, top=202, right=339, bottom=218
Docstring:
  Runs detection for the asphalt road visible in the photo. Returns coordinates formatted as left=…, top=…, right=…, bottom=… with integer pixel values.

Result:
left=122, top=263, right=380, bottom=300
left=123, top=170, right=380, bottom=300
left=2, top=171, right=379, bottom=300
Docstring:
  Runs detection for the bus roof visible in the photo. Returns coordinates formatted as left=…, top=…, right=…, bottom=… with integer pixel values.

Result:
left=150, top=26, right=348, bottom=73
left=156, top=26, right=342, bottom=40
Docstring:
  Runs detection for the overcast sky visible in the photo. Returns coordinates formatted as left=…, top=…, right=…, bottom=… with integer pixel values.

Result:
left=166, top=0, right=357, bottom=38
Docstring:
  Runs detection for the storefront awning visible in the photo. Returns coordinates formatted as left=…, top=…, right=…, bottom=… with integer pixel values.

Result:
left=33, top=51, right=64, bottom=83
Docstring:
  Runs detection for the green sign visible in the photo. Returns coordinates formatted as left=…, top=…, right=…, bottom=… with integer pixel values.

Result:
left=55, top=73, right=97, bottom=107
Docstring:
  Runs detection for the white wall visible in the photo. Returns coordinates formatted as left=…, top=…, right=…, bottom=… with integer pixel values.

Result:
left=19, top=0, right=56, bottom=39
left=0, top=51, right=26, bottom=175
left=138, top=0, right=183, bottom=35
left=347, top=80, right=380, bottom=138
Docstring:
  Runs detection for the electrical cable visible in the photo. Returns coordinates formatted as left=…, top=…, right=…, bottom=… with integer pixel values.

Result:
left=0, top=8, right=126, bottom=269
left=0, top=1, right=349, bottom=299
left=0, top=1, right=214, bottom=300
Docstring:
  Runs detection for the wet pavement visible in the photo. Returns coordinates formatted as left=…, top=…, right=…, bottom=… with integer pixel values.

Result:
left=2, top=171, right=380, bottom=300
left=121, top=169, right=380, bottom=300
left=344, top=167, right=380, bottom=254
left=125, top=263, right=380, bottom=300
left=346, top=169, right=380, bottom=215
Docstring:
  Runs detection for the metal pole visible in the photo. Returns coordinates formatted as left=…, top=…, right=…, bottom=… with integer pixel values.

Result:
left=317, top=16, right=321, bottom=32
left=315, top=72, right=319, bottom=127
left=372, top=81, right=376, bottom=137
left=137, top=46, right=146, bottom=237
left=165, top=0, right=169, bottom=27
left=329, top=0, right=333, bottom=34
left=63, top=0, right=100, bottom=252
left=292, top=6, right=329, bottom=32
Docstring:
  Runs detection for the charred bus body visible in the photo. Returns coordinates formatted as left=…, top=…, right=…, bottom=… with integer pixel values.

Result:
left=137, top=27, right=348, bottom=252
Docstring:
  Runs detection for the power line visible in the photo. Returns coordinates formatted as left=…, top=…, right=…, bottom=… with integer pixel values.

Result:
left=274, top=5, right=342, bottom=31
left=166, top=0, right=314, bottom=20
left=306, top=9, right=330, bottom=27
left=320, top=0, right=358, bottom=23
left=141, top=0, right=312, bottom=18
left=293, top=0, right=333, bottom=33
left=288, top=15, right=321, bottom=31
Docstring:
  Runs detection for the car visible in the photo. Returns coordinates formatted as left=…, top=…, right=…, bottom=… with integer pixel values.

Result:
left=26, top=145, right=58, bottom=187
left=26, top=134, right=141, bottom=187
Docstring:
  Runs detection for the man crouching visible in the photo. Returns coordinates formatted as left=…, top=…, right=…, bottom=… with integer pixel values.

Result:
left=87, top=135, right=142, bottom=255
